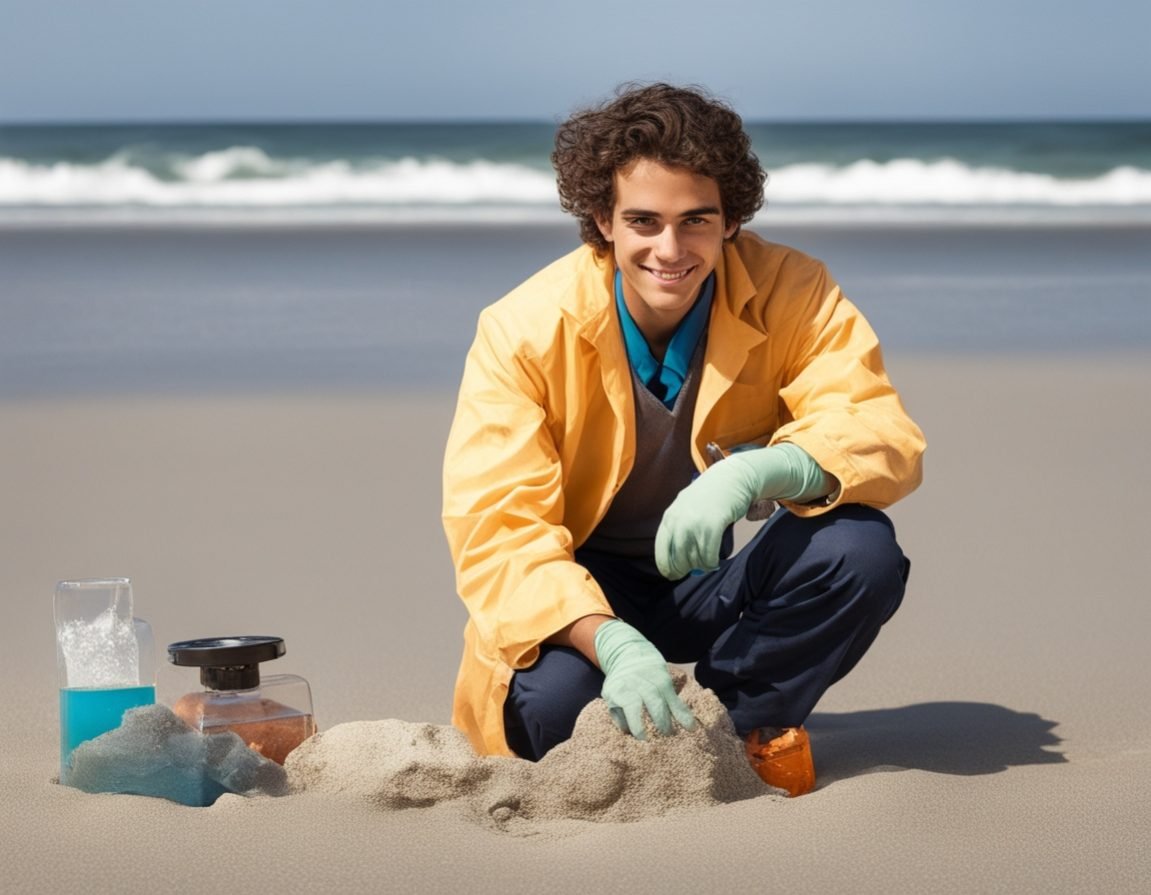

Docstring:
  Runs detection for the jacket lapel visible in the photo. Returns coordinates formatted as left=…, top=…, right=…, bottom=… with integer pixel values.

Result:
left=570, top=251, right=637, bottom=485
left=694, top=243, right=768, bottom=463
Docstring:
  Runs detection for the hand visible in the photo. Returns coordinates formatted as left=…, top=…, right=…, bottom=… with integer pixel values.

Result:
left=655, top=443, right=832, bottom=580
left=593, top=620, right=696, bottom=740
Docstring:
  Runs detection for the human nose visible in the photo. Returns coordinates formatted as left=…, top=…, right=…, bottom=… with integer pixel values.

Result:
left=653, top=225, right=685, bottom=261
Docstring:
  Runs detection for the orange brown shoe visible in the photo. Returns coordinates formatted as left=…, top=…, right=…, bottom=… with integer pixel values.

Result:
left=745, top=726, right=816, bottom=797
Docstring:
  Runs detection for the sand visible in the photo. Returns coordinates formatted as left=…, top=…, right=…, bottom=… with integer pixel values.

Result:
left=286, top=673, right=775, bottom=838
left=3, top=355, right=1151, bottom=892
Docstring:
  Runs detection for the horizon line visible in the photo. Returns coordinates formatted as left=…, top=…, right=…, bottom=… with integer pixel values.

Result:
left=3, top=115, right=1150, bottom=128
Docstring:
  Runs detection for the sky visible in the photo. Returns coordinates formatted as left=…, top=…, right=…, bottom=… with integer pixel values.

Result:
left=2, top=0, right=1149, bottom=123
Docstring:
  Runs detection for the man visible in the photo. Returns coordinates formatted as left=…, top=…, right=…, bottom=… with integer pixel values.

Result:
left=442, top=83, right=925, bottom=796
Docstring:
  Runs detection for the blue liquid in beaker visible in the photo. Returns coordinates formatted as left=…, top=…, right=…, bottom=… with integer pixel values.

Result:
left=59, top=685, right=155, bottom=781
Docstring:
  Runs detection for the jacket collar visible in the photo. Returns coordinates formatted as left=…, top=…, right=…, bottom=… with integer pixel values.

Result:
left=703, top=240, right=769, bottom=382
left=563, top=247, right=617, bottom=341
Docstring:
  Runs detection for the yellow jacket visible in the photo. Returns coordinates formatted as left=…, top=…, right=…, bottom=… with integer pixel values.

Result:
left=442, top=231, right=925, bottom=756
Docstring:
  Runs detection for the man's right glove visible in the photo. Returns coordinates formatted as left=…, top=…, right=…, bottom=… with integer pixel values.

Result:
left=593, top=619, right=697, bottom=740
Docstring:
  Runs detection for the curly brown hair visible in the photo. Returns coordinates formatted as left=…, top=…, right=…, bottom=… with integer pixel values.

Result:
left=552, top=82, right=766, bottom=254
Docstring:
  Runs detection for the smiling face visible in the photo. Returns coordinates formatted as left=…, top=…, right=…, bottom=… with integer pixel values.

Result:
left=596, top=158, right=737, bottom=351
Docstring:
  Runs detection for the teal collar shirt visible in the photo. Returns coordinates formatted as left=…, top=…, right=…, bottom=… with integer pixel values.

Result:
left=614, top=268, right=715, bottom=409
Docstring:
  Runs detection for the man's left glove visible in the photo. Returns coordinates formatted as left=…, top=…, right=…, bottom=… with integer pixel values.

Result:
left=655, top=442, right=833, bottom=580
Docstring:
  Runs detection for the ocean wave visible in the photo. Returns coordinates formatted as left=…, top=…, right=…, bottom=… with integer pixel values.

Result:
left=1, top=150, right=1150, bottom=212
left=0, top=150, right=559, bottom=206
left=174, top=146, right=306, bottom=181
left=766, top=158, right=1151, bottom=205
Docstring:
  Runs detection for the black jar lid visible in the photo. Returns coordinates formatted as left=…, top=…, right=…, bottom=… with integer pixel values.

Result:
left=167, top=635, right=285, bottom=691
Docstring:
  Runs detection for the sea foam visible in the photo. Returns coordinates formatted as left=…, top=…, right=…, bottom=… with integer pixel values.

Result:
left=768, top=158, right=1151, bottom=205
left=4, top=150, right=1151, bottom=207
left=0, top=152, right=560, bottom=207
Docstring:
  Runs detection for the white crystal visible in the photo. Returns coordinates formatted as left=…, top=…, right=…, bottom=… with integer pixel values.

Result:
left=57, top=608, right=140, bottom=688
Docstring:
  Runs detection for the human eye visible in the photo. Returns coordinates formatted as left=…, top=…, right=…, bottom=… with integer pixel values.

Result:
left=625, top=215, right=657, bottom=228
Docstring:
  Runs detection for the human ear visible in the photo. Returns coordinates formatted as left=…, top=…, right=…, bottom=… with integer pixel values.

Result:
left=595, top=214, right=614, bottom=243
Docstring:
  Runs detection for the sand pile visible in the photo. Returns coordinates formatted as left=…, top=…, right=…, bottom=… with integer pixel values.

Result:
left=286, top=672, right=778, bottom=835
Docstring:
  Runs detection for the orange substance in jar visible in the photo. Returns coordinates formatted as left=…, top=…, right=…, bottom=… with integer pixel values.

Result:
left=173, top=693, right=317, bottom=765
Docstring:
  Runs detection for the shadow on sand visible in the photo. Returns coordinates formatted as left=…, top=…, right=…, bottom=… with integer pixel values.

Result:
left=807, top=702, right=1065, bottom=785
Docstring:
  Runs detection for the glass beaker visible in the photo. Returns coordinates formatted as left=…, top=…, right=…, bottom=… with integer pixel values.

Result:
left=55, top=578, right=155, bottom=783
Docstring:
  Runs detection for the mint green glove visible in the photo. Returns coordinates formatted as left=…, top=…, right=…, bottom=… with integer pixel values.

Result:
left=594, top=619, right=697, bottom=740
left=655, top=443, right=833, bottom=580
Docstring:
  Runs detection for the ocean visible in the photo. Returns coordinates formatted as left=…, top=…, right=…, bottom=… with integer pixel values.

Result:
left=1, top=121, right=1148, bottom=397
left=2, top=121, right=1150, bottom=225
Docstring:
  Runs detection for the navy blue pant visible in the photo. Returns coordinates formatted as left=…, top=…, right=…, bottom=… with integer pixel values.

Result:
left=503, top=505, right=909, bottom=761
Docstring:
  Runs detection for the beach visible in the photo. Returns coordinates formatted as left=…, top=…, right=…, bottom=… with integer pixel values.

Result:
left=2, top=223, right=1149, bottom=892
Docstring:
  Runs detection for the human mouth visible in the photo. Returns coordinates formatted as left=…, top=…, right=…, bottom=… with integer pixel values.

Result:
left=642, top=265, right=695, bottom=282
